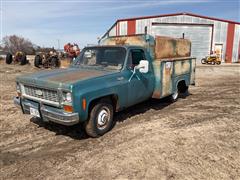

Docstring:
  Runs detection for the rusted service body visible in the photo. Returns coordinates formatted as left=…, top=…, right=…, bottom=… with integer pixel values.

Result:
left=155, top=36, right=191, bottom=59
left=102, top=34, right=195, bottom=99
left=14, top=34, right=196, bottom=137
left=152, top=58, right=195, bottom=98
left=101, top=34, right=155, bottom=59
left=101, top=34, right=191, bottom=60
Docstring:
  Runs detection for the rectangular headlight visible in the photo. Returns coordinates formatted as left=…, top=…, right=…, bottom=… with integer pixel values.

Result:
left=62, top=92, right=72, bottom=104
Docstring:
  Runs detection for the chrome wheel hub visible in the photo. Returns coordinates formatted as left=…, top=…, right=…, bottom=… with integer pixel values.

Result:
left=97, top=107, right=110, bottom=129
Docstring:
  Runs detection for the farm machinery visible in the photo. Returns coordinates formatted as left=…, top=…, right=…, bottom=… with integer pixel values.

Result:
left=64, top=43, right=80, bottom=59
left=34, top=43, right=80, bottom=68
left=5, top=51, right=28, bottom=65
left=34, top=51, right=60, bottom=68
left=201, top=54, right=221, bottom=65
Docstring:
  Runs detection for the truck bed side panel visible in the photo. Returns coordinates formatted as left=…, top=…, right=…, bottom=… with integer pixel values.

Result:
left=152, top=58, right=196, bottom=99
left=152, top=61, right=162, bottom=98
left=161, top=61, right=174, bottom=97
left=190, top=59, right=196, bottom=85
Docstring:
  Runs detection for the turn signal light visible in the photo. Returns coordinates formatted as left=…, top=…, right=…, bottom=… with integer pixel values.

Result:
left=82, top=98, right=86, bottom=111
left=63, top=105, right=73, bottom=113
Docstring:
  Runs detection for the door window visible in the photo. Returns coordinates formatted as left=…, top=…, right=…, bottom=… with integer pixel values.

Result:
left=127, top=49, right=145, bottom=69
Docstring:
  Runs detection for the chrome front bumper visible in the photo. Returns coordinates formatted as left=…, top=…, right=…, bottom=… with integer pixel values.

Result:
left=14, top=97, right=79, bottom=126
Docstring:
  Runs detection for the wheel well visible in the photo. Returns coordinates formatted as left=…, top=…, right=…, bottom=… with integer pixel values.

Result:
left=177, top=80, right=188, bottom=93
left=88, top=94, right=118, bottom=113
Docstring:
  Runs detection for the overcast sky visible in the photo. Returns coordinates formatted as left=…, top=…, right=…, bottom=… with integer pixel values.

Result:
left=0, top=0, right=239, bottom=48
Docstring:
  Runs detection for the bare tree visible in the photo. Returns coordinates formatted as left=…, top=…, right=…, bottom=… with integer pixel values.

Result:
left=2, top=35, right=35, bottom=55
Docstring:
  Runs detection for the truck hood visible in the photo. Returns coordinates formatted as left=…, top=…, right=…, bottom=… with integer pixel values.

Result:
left=16, top=68, right=116, bottom=89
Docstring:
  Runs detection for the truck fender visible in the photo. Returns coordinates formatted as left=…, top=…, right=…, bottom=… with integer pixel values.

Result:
left=87, top=94, right=119, bottom=113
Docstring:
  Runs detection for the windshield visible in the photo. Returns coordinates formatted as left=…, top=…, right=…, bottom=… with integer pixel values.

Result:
left=73, top=47, right=126, bottom=70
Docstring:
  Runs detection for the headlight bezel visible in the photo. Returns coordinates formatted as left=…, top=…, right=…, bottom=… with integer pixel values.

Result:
left=62, top=91, right=73, bottom=105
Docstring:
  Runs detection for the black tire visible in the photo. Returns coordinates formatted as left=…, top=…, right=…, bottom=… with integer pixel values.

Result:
left=85, top=100, right=114, bottom=138
left=51, top=57, right=60, bottom=68
left=201, top=58, right=206, bottom=64
left=34, top=55, right=42, bottom=68
left=20, top=55, right=27, bottom=65
left=179, top=85, right=189, bottom=96
left=216, top=61, right=221, bottom=65
left=6, top=53, right=13, bottom=64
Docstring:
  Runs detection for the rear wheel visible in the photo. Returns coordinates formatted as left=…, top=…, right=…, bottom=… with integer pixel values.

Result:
left=6, top=53, right=13, bottom=64
left=51, top=57, right=60, bottom=68
left=201, top=58, right=206, bottom=64
left=216, top=61, right=221, bottom=65
left=85, top=100, right=113, bottom=138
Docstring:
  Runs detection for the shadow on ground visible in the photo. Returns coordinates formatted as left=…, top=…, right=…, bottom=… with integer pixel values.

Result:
left=30, top=94, right=190, bottom=140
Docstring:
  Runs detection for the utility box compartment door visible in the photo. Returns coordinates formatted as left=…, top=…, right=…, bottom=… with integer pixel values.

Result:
left=152, top=58, right=196, bottom=99
left=161, top=61, right=173, bottom=97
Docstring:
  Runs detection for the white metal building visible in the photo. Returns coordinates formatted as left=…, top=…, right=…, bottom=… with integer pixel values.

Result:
left=101, top=12, right=240, bottom=63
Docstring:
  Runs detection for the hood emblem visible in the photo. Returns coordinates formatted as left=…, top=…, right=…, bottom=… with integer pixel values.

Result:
left=35, top=90, right=43, bottom=96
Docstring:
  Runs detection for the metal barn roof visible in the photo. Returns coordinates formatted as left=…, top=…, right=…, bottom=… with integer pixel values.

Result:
left=116, top=12, right=240, bottom=25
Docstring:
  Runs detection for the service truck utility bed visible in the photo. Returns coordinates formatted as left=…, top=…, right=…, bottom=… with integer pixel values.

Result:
left=102, top=34, right=196, bottom=99
left=152, top=57, right=196, bottom=98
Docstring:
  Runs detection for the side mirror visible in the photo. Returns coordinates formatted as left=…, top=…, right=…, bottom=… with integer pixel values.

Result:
left=137, top=60, right=149, bottom=73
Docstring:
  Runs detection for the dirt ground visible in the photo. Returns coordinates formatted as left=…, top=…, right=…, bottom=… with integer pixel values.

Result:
left=0, top=60, right=239, bottom=180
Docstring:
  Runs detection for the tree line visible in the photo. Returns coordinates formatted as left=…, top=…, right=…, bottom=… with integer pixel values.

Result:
left=0, top=35, right=56, bottom=55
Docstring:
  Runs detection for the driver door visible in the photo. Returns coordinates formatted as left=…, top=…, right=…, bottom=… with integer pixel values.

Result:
left=126, top=49, right=154, bottom=106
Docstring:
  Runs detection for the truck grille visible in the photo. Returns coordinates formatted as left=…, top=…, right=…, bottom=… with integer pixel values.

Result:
left=23, top=85, right=59, bottom=103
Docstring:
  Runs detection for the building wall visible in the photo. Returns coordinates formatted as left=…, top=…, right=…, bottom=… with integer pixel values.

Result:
left=104, top=14, right=239, bottom=63
left=151, top=24, right=212, bottom=60
left=232, top=24, right=240, bottom=62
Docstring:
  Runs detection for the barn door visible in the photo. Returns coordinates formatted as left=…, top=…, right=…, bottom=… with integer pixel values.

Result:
left=215, top=44, right=223, bottom=61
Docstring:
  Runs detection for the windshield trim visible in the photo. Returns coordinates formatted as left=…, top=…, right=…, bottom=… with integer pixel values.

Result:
left=72, top=46, right=127, bottom=71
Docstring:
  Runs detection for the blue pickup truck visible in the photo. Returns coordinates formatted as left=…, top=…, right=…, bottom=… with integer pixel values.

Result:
left=14, top=35, right=196, bottom=137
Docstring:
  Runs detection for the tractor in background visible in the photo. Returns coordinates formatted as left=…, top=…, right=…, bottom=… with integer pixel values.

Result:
left=5, top=51, right=28, bottom=65
left=34, top=43, right=80, bottom=69
left=34, top=50, right=60, bottom=68
left=201, top=52, right=221, bottom=65
left=64, top=43, right=80, bottom=60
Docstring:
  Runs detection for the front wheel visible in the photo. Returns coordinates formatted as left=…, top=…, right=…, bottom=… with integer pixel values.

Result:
left=20, top=54, right=27, bottom=65
left=216, top=61, right=221, bottom=65
left=34, top=55, right=42, bottom=68
left=85, top=100, right=114, bottom=137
